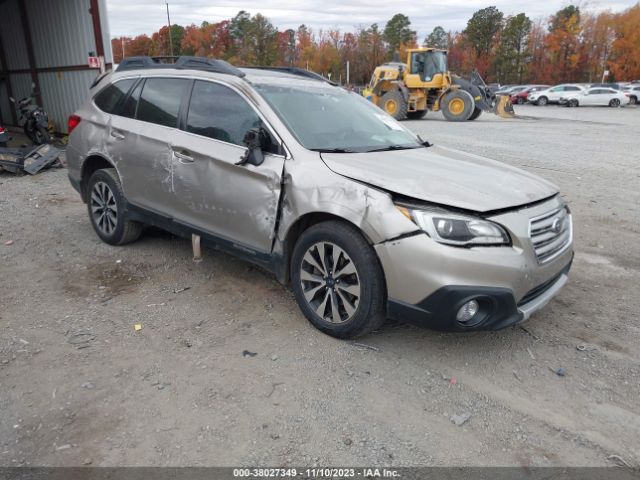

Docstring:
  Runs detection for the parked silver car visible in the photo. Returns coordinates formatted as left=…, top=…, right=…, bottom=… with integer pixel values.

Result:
left=66, top=56, right=573, bottom=338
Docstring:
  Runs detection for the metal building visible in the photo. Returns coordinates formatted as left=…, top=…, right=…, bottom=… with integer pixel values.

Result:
left=0, top=0, right=112, bottom=134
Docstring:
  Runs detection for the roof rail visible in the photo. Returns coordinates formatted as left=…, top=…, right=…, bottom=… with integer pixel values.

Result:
left=243, top=66, right=337, bottom=86
left=116, top=56, right=246, bottom=78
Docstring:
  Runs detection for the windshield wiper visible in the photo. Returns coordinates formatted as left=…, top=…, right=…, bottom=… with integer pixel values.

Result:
left=364, top=145, right=422, bottom=153
left=310, top=148, right=355, bottom=153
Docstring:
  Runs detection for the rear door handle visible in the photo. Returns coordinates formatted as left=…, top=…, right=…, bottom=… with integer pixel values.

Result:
left=174, top=150, right=194, bottom=164
left=110, top=130, right=125, bottom=140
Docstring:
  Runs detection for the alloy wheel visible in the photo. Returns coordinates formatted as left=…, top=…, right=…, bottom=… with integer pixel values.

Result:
left=299, top=241, right=360, bottom=324
left=90, top=181, right=118, bottom=236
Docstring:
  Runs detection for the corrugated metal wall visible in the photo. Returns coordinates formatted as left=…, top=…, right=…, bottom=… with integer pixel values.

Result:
left=0, top=0, right=111, bottom=132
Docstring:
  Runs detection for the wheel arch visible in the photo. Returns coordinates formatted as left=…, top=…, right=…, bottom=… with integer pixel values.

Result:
left=277, top=212, right=378, bottom=285
left=80, top=154, right=117, bottom=202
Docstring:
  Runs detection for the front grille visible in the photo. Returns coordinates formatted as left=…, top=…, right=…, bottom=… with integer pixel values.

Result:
left=529, top=206, right=571, bottom=263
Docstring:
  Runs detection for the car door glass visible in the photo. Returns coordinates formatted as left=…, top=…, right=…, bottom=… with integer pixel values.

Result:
left=186, top=80, right=277, bottom=152
left=94, top=79, right=136, bottom=113
left=137, top=78, right=189, bottom=128
left=121, top=80, right=143, bottom=119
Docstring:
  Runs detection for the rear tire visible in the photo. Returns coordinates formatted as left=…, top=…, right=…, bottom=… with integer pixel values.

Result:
left=290, top=221, right=386, bottom=339
left=537, top=96, right=548, bottom=106
left=441, top=90, right=474, bottom=122
left=517, top=97, right=525, bottom=105
left=568, top=99, right=579, bottom=107
left=609, top=98, right=620, bottom=107
left=378, top=90, right=408, bottom=120
left=467, top=107, right=482, bottom=121
left=629, top=96, right=637, bottom=105
left=87, top=168, right=142, bottom=246
left=406, top=110, right=427, bottom=120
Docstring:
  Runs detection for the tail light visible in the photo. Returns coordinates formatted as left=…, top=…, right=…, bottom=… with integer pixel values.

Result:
left=68, top=115, right=81, bottom=134
left=0, top=126, right=5, bottom=133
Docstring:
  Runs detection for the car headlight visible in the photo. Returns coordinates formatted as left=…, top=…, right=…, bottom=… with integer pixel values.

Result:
left=396, top=206, right=510, bottom=247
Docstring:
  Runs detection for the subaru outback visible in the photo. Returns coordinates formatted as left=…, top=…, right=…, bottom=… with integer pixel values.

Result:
left=66, top=56, right=573, bottom=339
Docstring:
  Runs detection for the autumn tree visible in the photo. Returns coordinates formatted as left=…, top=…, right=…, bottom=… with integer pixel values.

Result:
left=546, top=5, right=581, bottom=82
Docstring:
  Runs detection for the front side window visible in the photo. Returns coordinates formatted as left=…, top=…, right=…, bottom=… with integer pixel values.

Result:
left=255, top=83, right=422, bottom=153
left=566, top=86, right=581, bottom=91
left=136, top=78, right=189, bottom=128
left=94, top=79, right=136, bottom=113
left=186, top=81, right=262, bottom=147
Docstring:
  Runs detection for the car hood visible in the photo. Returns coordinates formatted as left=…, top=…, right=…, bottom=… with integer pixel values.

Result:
left=321, top=145, right=558, bottom=213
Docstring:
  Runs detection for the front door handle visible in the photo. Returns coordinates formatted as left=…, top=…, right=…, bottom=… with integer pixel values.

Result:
left=174, top=150, right=194, bottom=164
left=110, top=130, right=125, bottom=140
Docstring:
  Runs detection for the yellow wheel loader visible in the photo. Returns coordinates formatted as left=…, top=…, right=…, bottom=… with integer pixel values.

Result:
left=362, top=48, right=514, bottom=121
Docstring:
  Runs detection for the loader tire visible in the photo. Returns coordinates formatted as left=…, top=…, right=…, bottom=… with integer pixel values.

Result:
left=407, top=110, right=427, bottom=120
left=468, top=107, right=482, bottom=121
left=442, top=90, right=474, bottom=122
left=379, top=90, right=408, bottom=120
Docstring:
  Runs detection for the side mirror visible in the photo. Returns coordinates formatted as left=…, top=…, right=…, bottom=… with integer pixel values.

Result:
left=236, top=127, right=265, bottom=167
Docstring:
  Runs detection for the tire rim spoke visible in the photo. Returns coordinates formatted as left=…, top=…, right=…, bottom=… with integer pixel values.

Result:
left=92, top=181, right=117, bottom=236
left=300, top=241, right=361, bottom=325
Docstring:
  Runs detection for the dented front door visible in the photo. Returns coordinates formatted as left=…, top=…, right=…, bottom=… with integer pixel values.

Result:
left=170, top=80, right=285, bottom=254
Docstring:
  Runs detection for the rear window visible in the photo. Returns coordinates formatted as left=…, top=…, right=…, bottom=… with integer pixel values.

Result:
left=136, top=78, right=190, bottom=128
left=94, top=79, right=136, bottom=113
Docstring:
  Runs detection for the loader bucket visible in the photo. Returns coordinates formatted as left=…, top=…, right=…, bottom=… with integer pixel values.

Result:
left=495, top=95, right=515, bottom=118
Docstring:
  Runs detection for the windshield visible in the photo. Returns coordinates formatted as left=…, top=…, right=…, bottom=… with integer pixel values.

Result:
left=254, top=83, right=422, bottom=153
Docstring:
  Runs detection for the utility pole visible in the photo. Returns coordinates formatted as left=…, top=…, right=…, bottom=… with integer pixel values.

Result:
left=346, top=60, right=350, bottom=86
left=121, top=37, right=125, bottom=61
left=166, top=2, right=174, bottom=57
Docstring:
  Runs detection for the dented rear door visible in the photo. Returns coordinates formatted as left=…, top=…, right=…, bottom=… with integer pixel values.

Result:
left=171, top=80, right=285, bottom=254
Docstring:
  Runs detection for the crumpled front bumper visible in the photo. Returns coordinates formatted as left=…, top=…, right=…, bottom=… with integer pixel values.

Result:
left=375, top=196, right=574, bottom=331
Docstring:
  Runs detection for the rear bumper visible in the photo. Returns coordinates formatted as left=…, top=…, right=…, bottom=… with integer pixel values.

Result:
left=387, top=260, right=572, bottom=331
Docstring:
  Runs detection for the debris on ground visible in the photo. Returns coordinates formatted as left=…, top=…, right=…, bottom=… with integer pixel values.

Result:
left=0, top=144, right=61, bottom=175
left=67, top=331, right=96, bottom=348
left=550, top=367, right=566, bottom=377
left=526, top=347, right=536, bottom=360
left=134, top=324, right=143, bottom=332
left=449, top=377, right=458, bottom=385
left=352, top=342, right=379, bottom=352
left=450, top=412, right=472, bottom=426
left=173, top=287, right=191, bottom=294
left=344, top=438, right=353, bottom=446
left=81, top=382, right=95, bottom=390
left=4, top=240, right=14, bottom=246
left=242, top=350, right=257, bottom=357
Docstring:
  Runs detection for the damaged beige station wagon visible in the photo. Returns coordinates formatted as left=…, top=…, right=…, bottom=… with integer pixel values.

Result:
left=66, top=56, right=573, bottom=339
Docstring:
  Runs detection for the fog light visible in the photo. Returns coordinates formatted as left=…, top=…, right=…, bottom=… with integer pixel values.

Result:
left=456, top=300, right=479, bottom=324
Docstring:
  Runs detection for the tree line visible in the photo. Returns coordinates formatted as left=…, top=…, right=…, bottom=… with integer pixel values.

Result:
left=111, top=3, right=640, bottom=85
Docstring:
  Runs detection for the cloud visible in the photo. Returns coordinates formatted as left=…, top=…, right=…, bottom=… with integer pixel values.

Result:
left=105, top=0, right=638, bottom=41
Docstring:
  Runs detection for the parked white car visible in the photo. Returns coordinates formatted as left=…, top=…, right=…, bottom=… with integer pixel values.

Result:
left=559, top=87, right=630, bottom=107
left=622, top=84, right=640, bottom=105
left=528, top=84, right=585, bottom=105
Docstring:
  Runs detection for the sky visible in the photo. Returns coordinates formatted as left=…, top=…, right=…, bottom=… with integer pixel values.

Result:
left=106, top=0, right=638, bottom=41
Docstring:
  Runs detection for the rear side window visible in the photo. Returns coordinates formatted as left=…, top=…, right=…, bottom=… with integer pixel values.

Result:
left=566, top=86, right=581, bottom=91
left=94, top=79, right=136, bottom=113
left=121, top=80, right=143, bottom=119
left=137, top=78, right=189, bottom=128
left=186, top=81, right=261, bottom=146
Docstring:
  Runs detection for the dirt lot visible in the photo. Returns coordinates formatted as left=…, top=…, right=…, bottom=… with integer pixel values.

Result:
left=1, top=104, right=639, bottom=468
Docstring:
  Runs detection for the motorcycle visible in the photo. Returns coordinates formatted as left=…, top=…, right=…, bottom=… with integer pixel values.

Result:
left=9, top=83, right=52, bottom=145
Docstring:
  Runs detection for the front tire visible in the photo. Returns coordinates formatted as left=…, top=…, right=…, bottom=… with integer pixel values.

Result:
left=629, top=96, right=637, bottom=105
left=442, top=90, right=474, bottom=121
left=609, top=98, right=620, bottom=107
left=378, top=90, right=408, bottom=120
left=290, top=221, right=386, bottom=339
left=568, top=99, right=579, bottom=107
left=87, top=168, right=142, bottom=246
left=517, top=97, right=525, bottom=105
left=537, top=96, right=548, bottom=106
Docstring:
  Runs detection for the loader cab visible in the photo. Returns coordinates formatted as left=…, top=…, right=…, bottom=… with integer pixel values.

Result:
left=406, top=49, right=448, bottom=88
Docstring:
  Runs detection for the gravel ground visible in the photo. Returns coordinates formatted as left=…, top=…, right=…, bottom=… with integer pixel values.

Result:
left=0, top=104, right=639, bottom=468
